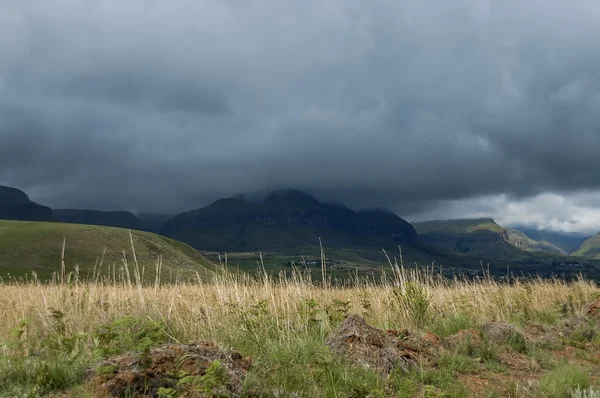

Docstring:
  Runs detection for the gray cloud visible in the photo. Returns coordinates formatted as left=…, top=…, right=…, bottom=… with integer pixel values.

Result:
left=2, top=0, right=600, bottom=226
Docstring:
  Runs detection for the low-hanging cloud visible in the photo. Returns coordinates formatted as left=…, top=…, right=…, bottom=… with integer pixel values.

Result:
left=2, top=0, right=600, bottom=228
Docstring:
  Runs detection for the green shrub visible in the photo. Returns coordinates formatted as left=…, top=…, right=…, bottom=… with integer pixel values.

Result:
left=393, top=282, right=431, bottom=327
left=430, top=313, right=477, bottom=337
left=92, top=315, right=169, bottom=358
left=177, top=360, right=229, bottom=396
left=0, top=353, right=86, bottom=397
left=241, top=336, right=384, bottom=397
left=540, top=363, right=591, bottom=398
left=507, top=331, right=529, bottom=354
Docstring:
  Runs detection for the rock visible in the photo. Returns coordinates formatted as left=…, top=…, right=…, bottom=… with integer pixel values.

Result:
left=87, top=342, right=251, bottom=397
left=325, top=314, right=414, bottom=374
left=480, top=322, right=520, bottom=343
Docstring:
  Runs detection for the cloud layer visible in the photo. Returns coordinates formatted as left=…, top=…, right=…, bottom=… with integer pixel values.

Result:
left=2, top=0, right=600, bottom=230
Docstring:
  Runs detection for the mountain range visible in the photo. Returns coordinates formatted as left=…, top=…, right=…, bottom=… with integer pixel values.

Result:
left=160, top=190, right=419, bottom=252
left=3, top=184, right=600, bottom=279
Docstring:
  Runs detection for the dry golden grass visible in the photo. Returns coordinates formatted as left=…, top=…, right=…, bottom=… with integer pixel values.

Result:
left=0, top=267, right=597, bottom=347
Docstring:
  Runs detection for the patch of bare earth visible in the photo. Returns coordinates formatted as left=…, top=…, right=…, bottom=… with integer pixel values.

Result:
left=87, top=342, right=251, bottom=397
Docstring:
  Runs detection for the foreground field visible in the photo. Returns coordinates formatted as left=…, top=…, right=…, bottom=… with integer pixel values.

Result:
left=1, top=266, right=600, bottom=397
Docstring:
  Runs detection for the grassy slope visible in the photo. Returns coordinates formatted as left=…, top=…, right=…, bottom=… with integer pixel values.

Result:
left=413, top=218, right=506, bottom=235
left=0, top=220, right=215, bottom=280
left=413, top=218, right=522, bottom=257
left=512, top=226, right=591, bottom=255
left=573, top=234, right=600, bottom=260
left=506, top=228, right=565, bottom=254
left=411, top=219, right=600, bottom=280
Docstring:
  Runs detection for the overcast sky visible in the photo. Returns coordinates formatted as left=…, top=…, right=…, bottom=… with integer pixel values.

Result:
left=2, top=0, right=600, bottom=234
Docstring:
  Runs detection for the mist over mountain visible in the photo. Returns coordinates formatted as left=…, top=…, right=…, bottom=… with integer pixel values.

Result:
left=160, top=189, right=419, bottom=253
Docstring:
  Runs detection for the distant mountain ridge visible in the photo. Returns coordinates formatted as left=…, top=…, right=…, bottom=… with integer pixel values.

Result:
left=54, top=209, right=142, bottom=230
left=4, top=183, right=600, bottom=280
left=0, top=185, right=55, bottom=222
left=160, top=189, right=419, bottom=252
left=412, top=218, right=572, bottom=257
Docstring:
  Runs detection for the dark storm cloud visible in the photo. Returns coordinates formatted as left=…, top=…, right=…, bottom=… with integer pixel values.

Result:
left=2, top=0, right=600, bottom=216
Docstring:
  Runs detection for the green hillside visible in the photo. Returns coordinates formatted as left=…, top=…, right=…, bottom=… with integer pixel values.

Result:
left=572, top=234, right=600, bottom=260
left=506, top=228, right=565, bottom=254
left=0, top=220, right=215, bottom=281
left=513, top=226, right=590, bottom=254
left=413, top=218, right=506, bottom=235
left=412, top=218, right=522, bottom=257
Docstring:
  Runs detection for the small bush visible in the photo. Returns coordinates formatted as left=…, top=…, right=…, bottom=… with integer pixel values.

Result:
left=393, top=282, right=431, bottom=327
left=507, top=332, right=529, bottom=354
left=476, top=339, right=501, bottom=364
left=177, top=360, right=229, bottom=395
left=430, top=313, right=477, bottom=337
left=92, top=315, right=169, bottom=358
left=540, top=363, right=592, bottom=398
left=242, top=336, right=385, bottom=397
left=530, top=309, right=560, bottom=325
left=0, top=353, right=86, bottom=397
left=389, top=369, right=418, bottom=397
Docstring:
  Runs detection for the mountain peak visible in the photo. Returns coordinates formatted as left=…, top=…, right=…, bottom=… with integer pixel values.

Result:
left=0, top=185, right=55, bottom=222
left=0, top=185, right=32, bottom=205
left=160, top=189, right=418, bottom=251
